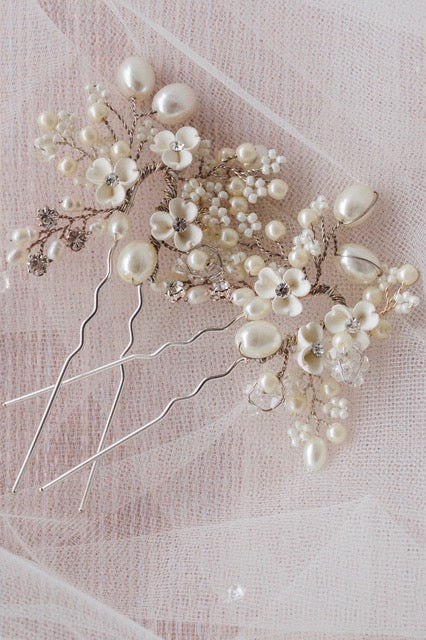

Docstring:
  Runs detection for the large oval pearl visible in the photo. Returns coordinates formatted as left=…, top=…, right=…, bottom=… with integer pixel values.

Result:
left=152, top=83, right=197, bottom=125
left=10, top=226, right=39, bottom=248
left=116, top=240, right=157, bottom=285
left=116, top=56, right=155, bottom=100
left=243, top=297, right=271, bottom=320
left=333, top=183, right=377, bottom=226
left=303, top=436, right=327, bottom=471
left=336, top=243, right=381, bottom=284
left=235, top=320, right=282, bottom=359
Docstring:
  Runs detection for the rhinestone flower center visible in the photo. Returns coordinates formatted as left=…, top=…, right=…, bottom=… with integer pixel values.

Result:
left=169, top=140, right=185, bottom=152
left=345, top=317, right=361, bottom=333
left=275, top=282, right=290, bottom=298
left=312, top=342, right=324, bottom=358
left=173, top=217, right=188, bottom=233
left=105, top=173, right=120, bottom=187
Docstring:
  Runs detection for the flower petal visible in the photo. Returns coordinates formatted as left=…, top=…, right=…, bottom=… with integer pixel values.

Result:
left=298, top=321, right=323, bottom=346
left=352, top=300, right=379, bottom=331
left=352, top=330, right=370, bottom=351
left=176, top=126, right=200, bottom=151
left=86, top=158, right=113, bottom=185
left=114, top=157, right=139, bottom=188
left=296, top=345, right=324, bottom=375
left=272, top=294, right=303, bottom=317
left=254, top=267, right=281, bottom=299
left=150, top=211, right=174, bottom=241
left=324, top=304, right=352, bottom=334
left=290, top=276, right=311, bottom=297
left=174, top=224, right=203, bottom=252
left=96, top=183, right=126, bottom=207
left=150, top=130, right=175, bottom=154
left=162, top=148, right=193, bottom=171
left=169, top=198, right=198, bottom=222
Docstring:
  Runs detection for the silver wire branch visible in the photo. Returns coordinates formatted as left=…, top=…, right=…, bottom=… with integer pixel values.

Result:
left=78, top=283, right=143, bottom=512
left=39, top=357, right=247, bottom=493
left=3, top=314, right=245, bottom=407
left=11, top=239, right=119, bottom=493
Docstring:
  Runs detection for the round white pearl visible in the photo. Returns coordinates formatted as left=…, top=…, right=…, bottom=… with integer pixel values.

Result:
left=396, top=264, right=419, bottom=286
left=187, top=248, right=208, bottom=271
left=6, top=246, right=28, bottom=265
left=303, top=436, right=327, bottom=471
left=79, top=126, right=99, bottom=146
left=235, top=320, right=282, bottom=359
left=87, top=218, right=107, bottom=236
left=297, top=208, right=320, bottom=228
left=220, top=228, right=239, bottom=248
left=326, top=422, right=348, bottom=445
left=116, top=240, right=157, bottom=285
left=231, top=287, right=255, bottom=307
left=333, top=183, right=376, bottom=226
left=362, top=285, right=382, bottom=306
left=228, top=196, right=248, bottom=214
left=108, top=212, right=129, bottom=239
left=244, top=255, right=265, bottom=276
left=265, top=219, right=286, bottom=241
left=37, top=111, right=58, bottom=132
left=258, top=371, right=281, bottom=395
left=110, top=140, right=131, bottom=162
left=236, top=143, right=257, bottom=164
left=332, top=331, right=353, bottom=352
left=187, top=285, right=210, bottom=304
left=217, top=147, right=235, bottom=162
left=116, top=56, right=155, bottom=100
left=61, top=196, right=80, bottom=211
left=152, top=83, right=197, bottom=125
left=288, top=247, right=309, bottom=268
left=226, top=177, right=245, bottom=196
left=321, top=377, right=341, bottom=398
left=267, top=179, right=288, bottom=200
left=285, top=393, right=307, bottom=415
left=57, top=156, right=78, bottom=177
left=243, top=297, right=271, bottom=320
left=336, top=243, right=381, bottom=284
left=47, top=238, right=65, bottom=261
left=87, top=102, right=108, bottom=123
left=10, top=226, right=39, bottom=248
left=371, top=318, right=392, bottom=340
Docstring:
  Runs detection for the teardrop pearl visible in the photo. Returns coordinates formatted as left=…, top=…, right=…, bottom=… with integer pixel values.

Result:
left=116, top=240, right=157, bottom=285
left=303, top=437, right=327, bottom=471
left=152, top=83, right=197, bottom=125
left=235, top=320, right=282, bottom=359
left=333, top=183, right=377, bottom=226
left=116, top=56, right=155, bottom=100
left=47, top=239, right=65, bottom=261
left=336, top=243, right=382, bottom=284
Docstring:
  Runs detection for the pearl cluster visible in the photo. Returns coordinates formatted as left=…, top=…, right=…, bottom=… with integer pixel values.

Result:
left=5, top=55, right=421, bottom=472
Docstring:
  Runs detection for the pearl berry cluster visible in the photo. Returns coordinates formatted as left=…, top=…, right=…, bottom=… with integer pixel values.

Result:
left=5, top=56, right=421, bottom=471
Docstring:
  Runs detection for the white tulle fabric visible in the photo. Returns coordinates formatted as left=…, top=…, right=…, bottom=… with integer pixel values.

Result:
left=1, top=1, right=425, bottom=638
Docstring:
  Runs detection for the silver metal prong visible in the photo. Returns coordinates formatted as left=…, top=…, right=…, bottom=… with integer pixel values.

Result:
left=12, top=239, right=118, bottom=493
left=78, top=284, right=143, bottom=512
left=39, top=357, right=247, bottom=493
left=4, top=315, right=244, bottom=407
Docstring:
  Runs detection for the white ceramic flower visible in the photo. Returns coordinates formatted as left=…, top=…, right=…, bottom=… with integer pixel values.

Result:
left=150, top=127, right=200, bottom=171
left=254, top=267, right=311, bottom=316
left=296, top=322, right=326, bottom=375
left=86, top=157, right=139, bottom=207
left=150, top=198, right=203, bottom=252
left=324, top=301, right=379, bottom=351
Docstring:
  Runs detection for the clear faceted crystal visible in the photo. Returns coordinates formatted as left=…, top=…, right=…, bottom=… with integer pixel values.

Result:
left=247, top=381, right=283, bottom=412
left=328, top=346, right=369, bottom=386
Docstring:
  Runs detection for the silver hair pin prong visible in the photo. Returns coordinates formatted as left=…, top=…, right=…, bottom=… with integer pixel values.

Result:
left=78, top=283, right=143, bottom=512
left=39, top=357, right=247, bottom=494
left=11, top=239, right=119, bottom=493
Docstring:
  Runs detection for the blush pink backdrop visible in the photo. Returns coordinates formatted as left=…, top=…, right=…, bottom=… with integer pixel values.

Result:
left=0, top=1, right=425, bottom=638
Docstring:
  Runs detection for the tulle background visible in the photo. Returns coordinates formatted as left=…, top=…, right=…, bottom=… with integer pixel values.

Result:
left=0, top=1, right=425, bottom=638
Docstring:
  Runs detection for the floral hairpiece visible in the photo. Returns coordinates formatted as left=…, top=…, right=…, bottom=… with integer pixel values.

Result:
left=4, top=56, right=420, bottom=507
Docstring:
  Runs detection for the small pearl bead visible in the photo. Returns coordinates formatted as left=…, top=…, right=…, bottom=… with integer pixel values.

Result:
left=235, top=320, right=282, bottom=359
left=285, top=393, right=307, bottom=415
left=258, top=371, right=281, bottom=395
left=10, top=226, right=39, bottom=248
left=288, top=247, right=309, bottom=268
left=326, top=422, right=347, bottom=445
left=304, top=437, right=327, bottom=471
left=61, top=196, right=80, bottom=211
left=220, top=228, right=239, bottom=248
left=216, top=147, right=235, bottom=163
left=297, top=208, right=320, bottom=228
left=226, top=177, right=245, bottom=196
left=152, top=83, right=197, bottom=125
left=108, top=212, right=129, bottom=239
left=371, top=318, right=392, bottom=340
left=47, top=239, right=65, bottom=261
left=79, top=126, right=99, bottom=146
left=116, top=56, right=155, bottom=100
left=231, top=287, right=255, bottom=307
left=228, top=196, right=248, bottom=214
left=6, top=246, right=28, bottom=265
left=243, top=297, right=271, bottom=320
left=265, top=220, right=286, bottom=241
left=87, top=218, right=107, bottom=236
left=332, top=332, right=353, bottom=352
left=110, top=140, right=131, bottom=162
left=244, top=255, right=265, bottom=276
left=37, top=111, right=58, bottom=132
left=87, top=102, right=108, bottom=123
left=236, top=143, right=257, bottom=164
left=396, top=264, right=419, bottom=286
left=321, top=377, right=341, bottom=398
left=57, top=157, right=78, bottom=177
left=362, top=285, right=382, bottom=306
left=187, top=285, right=210, bottom=304
left=267, top=179, right=288, bottom=200
left=116, top=240, right=157, bottom=284
left=187, top=248, right=208, bottom=271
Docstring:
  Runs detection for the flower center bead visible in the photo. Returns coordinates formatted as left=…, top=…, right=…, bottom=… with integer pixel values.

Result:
left=345, top=317, right=361, bottom=333
left=173, top=217, right=188, bottom=233
left=169, top=140, right=185, bottom=152
left=275, top=282, right=290, bottom=298
left=312, top=342, right=324, bottom=358
left=105, top=173, right=120, bottom=187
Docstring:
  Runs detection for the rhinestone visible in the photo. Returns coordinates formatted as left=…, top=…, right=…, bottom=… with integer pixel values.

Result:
left=275, top=282, right=290, bottom=298
left=37, top=206, right=59, bottom=229
left=172, top=217, right=188, bottom=233
left=345, top=317, right=361, bottom=333
left=105, top=173, right=120, bottom=186
left=226, top=584, right=245, bottom=602
left=166, top=280, right=186, bottom=301
left=169, top=140, right=185, bottom=152
left=312, top=342, right=324, bottom=358
left=27, top=252, right=49, bottom=277
left=65, top=228, right=86, bottom=252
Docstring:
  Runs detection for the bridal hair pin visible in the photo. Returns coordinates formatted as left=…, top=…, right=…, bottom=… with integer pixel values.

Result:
left=4, top=56, right=420, bottom=504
